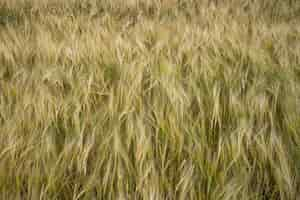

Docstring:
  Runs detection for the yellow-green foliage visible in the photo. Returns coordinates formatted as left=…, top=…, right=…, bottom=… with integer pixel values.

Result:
left=0, top=0, right=300, bottom=199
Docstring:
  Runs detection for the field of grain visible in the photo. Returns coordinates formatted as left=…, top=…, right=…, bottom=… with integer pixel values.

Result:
left=0, top=0, right=300, bottom=199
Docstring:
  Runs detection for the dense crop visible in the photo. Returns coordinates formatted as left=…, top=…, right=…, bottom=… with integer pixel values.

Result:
left=0, top=0, right=300, bottom=199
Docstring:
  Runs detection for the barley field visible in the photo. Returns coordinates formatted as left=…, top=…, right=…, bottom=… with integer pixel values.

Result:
left=0, top=0, right=300, bottom=199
